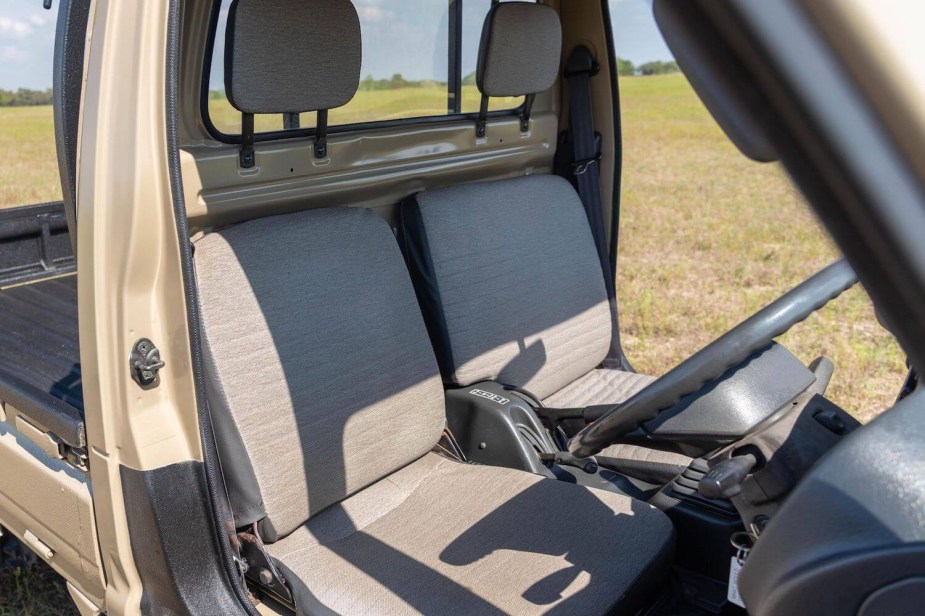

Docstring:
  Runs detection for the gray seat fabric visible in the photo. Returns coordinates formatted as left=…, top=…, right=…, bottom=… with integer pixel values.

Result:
left=477, top=2, right=562, bottom=97
left=546, top=369, right=693, bottom=484
left=403, top=176, right=689, bottom=485
left=195, top=207, right=447, bottom=537
left=544, top=368, right=657, bottom=409
left=225, top=0, right=361, bottom=114
left=196, top=206, right=675, bottom=614
left=402, top=174, right=613, bottom=400
left=269, top=453, right=674, bottom=616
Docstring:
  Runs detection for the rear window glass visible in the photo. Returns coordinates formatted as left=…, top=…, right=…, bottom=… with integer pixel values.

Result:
left=205, top=0, right=524, bottom=136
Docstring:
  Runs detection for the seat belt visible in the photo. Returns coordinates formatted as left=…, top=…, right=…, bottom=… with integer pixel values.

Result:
left=565, top=45, right=628, bottom=371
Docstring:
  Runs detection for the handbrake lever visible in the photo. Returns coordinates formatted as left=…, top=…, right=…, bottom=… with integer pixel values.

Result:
left=698, top=454, right=758, bottom=499
left=538, top=451, right=599, bottom=475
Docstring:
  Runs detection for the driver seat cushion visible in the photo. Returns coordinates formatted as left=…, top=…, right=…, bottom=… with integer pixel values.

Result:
left=269, top=452, right=675, bottom=615
left=545, top=369, right=694, bottom=484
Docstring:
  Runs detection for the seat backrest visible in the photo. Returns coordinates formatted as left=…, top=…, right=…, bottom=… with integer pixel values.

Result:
left=402, top=175, right=612, bottom=400
left=400, top=4, right=612, bottom=399
left=197, top=208, right=445, bottom=540
left=195, top=1, right=445, bottom=541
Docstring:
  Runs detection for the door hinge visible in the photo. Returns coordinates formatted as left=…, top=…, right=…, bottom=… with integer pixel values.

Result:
left=130, top=338, right=165, bottom=388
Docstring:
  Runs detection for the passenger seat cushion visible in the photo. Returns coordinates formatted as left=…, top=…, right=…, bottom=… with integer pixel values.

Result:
left=195, top=207, right=446, bottom=538
left=269, top=453, right=674, bottom=615
left=402, top=175, right=613, bottom=399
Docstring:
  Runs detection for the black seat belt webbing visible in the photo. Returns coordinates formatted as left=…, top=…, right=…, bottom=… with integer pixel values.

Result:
left=565, top=45, right=626, bottom=369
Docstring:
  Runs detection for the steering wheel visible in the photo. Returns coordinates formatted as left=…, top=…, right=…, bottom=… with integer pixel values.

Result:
left=569, top=259, right=858, bottom=459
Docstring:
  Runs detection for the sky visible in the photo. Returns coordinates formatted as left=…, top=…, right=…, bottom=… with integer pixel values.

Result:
left=0, top=0, right=673, bottom=91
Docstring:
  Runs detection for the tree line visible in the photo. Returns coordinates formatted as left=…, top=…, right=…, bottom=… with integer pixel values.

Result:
left=3, top=58, right=678, bottom=107
left=0, top=88, right=54, bottom=107
left=617, top=59, right=680, bottom=76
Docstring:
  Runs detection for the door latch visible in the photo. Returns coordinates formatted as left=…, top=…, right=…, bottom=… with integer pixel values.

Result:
left=130, top=338, right=165, bottom=388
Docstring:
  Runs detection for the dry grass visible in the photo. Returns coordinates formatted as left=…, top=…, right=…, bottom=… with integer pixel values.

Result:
left=617, top=74, right=906, bottom=423
left=0, top=107, right=62, bottom=209
left=207, top=84, right=520, bottom=134
left=0, top=561, right=76, bottom=616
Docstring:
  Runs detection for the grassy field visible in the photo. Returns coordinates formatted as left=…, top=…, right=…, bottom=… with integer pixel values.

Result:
left=0, top=106, right=62, bottom=208
left=0, top=73, right=907, bottom=613
left=207, top=84, right=521, bottom=133
left=616, top=74, right=905, bottom=423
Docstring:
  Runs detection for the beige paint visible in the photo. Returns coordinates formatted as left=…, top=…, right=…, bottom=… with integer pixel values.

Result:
left=802, top=0, right=925, bottom=190
left=177, top=1, right=562, bottom=231
left=0, top=412, right=105, bottom=605
left=76, top=0, right=204, bottom=613
left=18, top=0, right=613, bottom=613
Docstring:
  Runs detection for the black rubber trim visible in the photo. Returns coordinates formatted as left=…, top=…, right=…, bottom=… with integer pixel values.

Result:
left=600, top=0, right=630, bottom=369
left=198, top=0, right=524, bottom=146
left=122, top=463, right=251, bottom=616
left=52, top=0, right=91, bottom=256
left=165, top=0, right=259, bottom=613
left=0, top=372, right=84, bottom=449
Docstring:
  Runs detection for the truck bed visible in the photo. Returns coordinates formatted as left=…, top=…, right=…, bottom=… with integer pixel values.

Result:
left=0, top=202, right=83, bottom=448
left=0, top=274, right=84, bottom=448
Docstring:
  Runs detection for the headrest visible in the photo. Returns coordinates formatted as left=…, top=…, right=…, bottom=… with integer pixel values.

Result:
left=476, top=2, right=562, bottom=97
left=224, top=0, right=361, bottom=114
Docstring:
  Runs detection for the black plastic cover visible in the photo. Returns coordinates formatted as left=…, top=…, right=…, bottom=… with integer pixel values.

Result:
left=122, top=462, right=251, bottom=616
left=444, top=381, right=555, bottom=476
left=739, top=391, right=925, bottom=615
left=653, top=0, right=777, bottom=162
left=645, top=343, right=815, bottom=442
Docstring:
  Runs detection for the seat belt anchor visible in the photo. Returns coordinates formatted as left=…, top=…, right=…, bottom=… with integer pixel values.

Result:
left=564, top=46, right=600, bottom=78
left=572, top=154, right=601, bottom=175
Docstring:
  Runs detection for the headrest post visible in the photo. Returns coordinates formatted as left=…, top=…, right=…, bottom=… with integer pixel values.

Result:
left=476, top=94, right=489, bottom=139
left=520, top=93, right=535, bottom=133
left=283, top=112, right=301, bottom=130
left=240, top=112, right=255, bottom=169
left=314, top=109, right=328, bottom=158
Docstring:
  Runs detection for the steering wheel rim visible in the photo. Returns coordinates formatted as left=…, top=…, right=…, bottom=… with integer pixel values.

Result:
left=569, top=259, right=858, bottom=459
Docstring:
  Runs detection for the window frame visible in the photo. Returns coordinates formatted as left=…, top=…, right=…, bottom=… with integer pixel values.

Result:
left=199, top=0, right=526, bottom=145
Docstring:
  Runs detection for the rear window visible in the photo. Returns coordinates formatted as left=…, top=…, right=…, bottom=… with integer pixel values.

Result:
left=204, top=0, right=524, bottom=137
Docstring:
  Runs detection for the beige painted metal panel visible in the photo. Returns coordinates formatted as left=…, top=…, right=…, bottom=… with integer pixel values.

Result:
left=177, top=1, right=562, bottom=231
left=77, top=0, right=203, bottom=613
left=181, top=113, right=558, bottom=231
left=0, top=415, right=105, bottom=607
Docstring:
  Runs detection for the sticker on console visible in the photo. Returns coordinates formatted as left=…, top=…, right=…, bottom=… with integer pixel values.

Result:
left=469, top=389, right=510, bottom=405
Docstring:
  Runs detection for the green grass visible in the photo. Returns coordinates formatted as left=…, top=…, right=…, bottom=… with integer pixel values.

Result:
left=0, top=73, right=907, bottom=612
